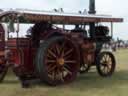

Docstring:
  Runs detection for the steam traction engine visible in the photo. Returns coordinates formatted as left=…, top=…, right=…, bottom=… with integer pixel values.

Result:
left=0, top=0, right=123, bottom=87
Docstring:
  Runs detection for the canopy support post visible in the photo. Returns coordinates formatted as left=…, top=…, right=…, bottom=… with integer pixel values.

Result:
left=111, top=22, right=113, bottom=38
left=16, top=17, right=20, bottom=49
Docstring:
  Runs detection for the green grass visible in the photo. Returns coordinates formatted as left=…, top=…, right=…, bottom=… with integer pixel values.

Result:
left=0, top=49, right=128, bottom=96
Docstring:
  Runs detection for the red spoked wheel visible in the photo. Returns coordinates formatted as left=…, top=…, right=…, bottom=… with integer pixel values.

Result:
left=36, top=36, right=80, bottom=85
left=96, top=52, right=116, bottom=77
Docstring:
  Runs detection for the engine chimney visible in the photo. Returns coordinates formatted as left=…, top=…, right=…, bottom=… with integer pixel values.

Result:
left=88, top=0, right=96, bottom=38
left=88, top=0, right=96, bottom=14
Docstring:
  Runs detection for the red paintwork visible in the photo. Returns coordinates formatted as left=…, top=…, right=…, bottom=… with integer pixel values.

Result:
left=6, top=38, right=36, bottom=75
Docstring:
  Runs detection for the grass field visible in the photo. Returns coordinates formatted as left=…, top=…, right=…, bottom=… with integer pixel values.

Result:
left=0, top=49, right=128, bottom=96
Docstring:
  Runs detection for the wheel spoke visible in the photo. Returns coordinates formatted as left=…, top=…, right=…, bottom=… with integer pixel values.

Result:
left=106, top=65, right=111, bottom=72
left=65, top=60, right=77, bottom=64
left=104, top=54, right=108, bottom=60
left=107, top=61, right=112, bottom=66
left=47, top=54, right=54, bottom=58
left=107, top=55, right=111, bottom=61
left=104, top=54, right=110, bottom=62
left=57, top=68, right=64, bottom=82
left=64, top=48, right=73, bottom=57
left=108, top=58, right=112, bottom=64
left=103, top=66, right=106, bottom=73
left=55, top=44, right=61, bottom=55
left=102, top=56, right=106, bottom=62
left=102, top=66, right=109, bottom=73
left=60, top=42, right=66, bottom=57
left=64, top=54, right=72, bottom=60
left=46, top=60, right=56, bottom=63
left=47, top=65, right=56, bottom=73
left=100, top=61, right=111, bottom=74
left=105, top=66, right=109, bottom=73
left=48, top=49, right=57, bottom=58
left=64, top=64, right=71, bottom=69
left=63, top=67, right=72, bottom=75
left=60, top=71, right=64, bottom=82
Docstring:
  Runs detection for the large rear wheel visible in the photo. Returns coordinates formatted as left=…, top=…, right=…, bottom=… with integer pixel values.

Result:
left=36, top=36, right=80, bottom=85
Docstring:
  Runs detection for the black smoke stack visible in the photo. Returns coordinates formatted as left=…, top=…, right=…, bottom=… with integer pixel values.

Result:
left=88, top=0, right=96, bottom=14
left=88, top=0, right=96, bottom=38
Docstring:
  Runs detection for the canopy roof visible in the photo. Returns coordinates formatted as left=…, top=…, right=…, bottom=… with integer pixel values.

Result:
left=0, top=9, right=123, bottom=24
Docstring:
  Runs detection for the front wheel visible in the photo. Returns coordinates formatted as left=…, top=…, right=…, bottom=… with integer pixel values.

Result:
left=96, top=52, right=116, bottom=77
left=35, top=36, right=80, bottom=86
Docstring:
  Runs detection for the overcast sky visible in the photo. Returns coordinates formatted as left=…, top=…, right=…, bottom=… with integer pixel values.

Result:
left=0, top=0, right=127, bottom=40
